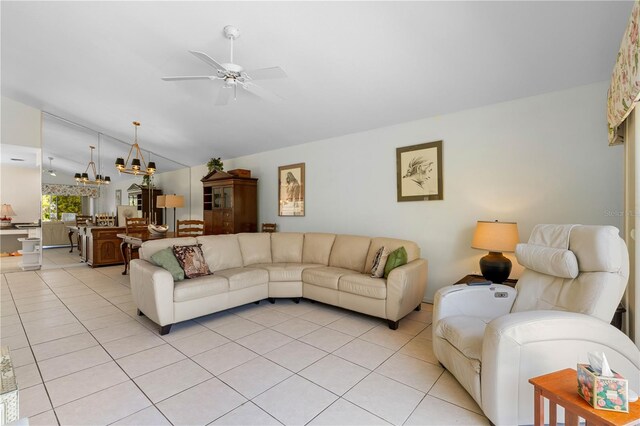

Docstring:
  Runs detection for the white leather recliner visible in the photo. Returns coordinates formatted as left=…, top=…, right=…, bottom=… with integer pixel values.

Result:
left=433, top=225, right=640, bottom=425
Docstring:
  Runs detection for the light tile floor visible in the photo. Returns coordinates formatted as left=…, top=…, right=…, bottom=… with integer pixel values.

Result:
left=1, top=265, right=489, bottom=425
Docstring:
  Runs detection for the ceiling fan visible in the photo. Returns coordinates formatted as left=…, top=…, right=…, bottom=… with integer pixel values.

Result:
left=44, top=156, right=56, bottom=176
left=162, top=25, right=287, bottom=106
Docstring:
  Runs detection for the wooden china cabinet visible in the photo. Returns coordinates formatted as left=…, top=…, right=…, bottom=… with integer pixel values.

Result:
left=201, top=170, right=258, bottom=235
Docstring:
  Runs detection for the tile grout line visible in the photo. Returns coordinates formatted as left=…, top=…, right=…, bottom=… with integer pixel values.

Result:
left=15, top=267, right=164, bottom=425
left=7, top=268, right=472, bottom=425
left=4, top=271, right=62, bottom=425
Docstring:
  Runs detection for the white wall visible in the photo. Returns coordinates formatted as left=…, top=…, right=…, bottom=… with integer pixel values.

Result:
left=1, top=165, right=41, bottom=223
left=189, top=81, right=623, bottom=302
left=1, top=97, right=42, bottom=223
left=1, top=96, right=41, bottom=148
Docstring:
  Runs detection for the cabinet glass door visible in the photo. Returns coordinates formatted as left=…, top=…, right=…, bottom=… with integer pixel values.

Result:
left=223, top=187, right=233, bottom=208
left=213, top=188, right=223, bottom=208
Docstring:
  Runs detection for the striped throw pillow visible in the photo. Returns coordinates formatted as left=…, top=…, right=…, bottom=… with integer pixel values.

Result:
left=371, top=246, right=391, bottom=278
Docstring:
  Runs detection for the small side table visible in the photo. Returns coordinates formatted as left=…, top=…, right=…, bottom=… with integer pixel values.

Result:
left=455, top=274, right=518, bottom=288
left=529, top=368, right=640, bottom=426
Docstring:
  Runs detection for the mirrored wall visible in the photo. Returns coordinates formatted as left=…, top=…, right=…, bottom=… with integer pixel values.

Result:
left=41, top=113, right=192, bottom=234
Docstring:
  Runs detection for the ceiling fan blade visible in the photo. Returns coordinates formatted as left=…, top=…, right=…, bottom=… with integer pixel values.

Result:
left=244, top=66, right=287, bottom=80
left=161, top=76, right=216, bottom=81
left=215, top=88, right=232, bottom=106
left=240, top=82, right=283, bottom=102
left=189, top=50, right=227, bottom=72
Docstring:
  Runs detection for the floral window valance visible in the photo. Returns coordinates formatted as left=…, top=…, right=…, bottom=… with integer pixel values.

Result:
left=608, top=1, right=640, bottom=145
left=42, top=183, right=99, bottom=198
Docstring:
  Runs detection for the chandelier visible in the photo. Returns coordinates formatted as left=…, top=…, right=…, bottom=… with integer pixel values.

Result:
left=115, top=121, right=156, bottom=176
left=74, top=146, right=110, bottom=186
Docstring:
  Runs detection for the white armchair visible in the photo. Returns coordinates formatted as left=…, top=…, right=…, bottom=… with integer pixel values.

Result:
left=433, top=225, right=640, bottom=425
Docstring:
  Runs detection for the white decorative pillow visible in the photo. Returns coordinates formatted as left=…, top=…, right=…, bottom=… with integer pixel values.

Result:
left=515, top=243, right=579, bottom=279
left=371, top=246, right=391, bottom=278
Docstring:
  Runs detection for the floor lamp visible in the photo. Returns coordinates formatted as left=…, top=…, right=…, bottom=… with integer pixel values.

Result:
left=164, top=195, right=184, bottom=232
left=156, top=195, right=166, bottom=225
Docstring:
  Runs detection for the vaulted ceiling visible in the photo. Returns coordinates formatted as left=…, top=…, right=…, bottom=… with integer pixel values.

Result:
left=1, top=1, right=632, bottom=167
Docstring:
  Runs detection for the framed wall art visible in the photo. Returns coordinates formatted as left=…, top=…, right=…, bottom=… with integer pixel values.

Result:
left=278, top=163, right=305, bottom=216
left=396, top=140, right=443, bottom=202
left=115, top=189, right=122, bottom=206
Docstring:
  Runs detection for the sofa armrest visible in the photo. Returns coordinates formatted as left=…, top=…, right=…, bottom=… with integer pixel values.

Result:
left=386, top=258, right=427, bottom=321
left=432, top=284, right=516, bottom=334
left=130, top=259, right=175, bottom=326
left=481, top=310, right=640, bottom=426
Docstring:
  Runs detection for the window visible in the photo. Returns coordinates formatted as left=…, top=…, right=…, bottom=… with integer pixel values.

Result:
left=41, top=195, right=82, bottom=221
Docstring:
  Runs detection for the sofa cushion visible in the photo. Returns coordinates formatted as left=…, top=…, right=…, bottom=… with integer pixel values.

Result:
left=302, top=266, right=354, bottom=290
left=174, top=275, right=228, bottom=302
left=365, top=237, right=421, bottom=272
left=214, top=267, right=269, bottom=291
left=370, top=246, right=390, bottom=278
left=252, top=263, right=323, bottom=282
left=328, top=235, right=372, bottom=273
left=173, top=245, right=211, bottom=279
left=272, top=233, right=304, bottom=263
left=338, top=274, right=386, bottom=300
left=302, top=233, right=336, bottom=265
left=140, top=237, right=198, bottom=261
left=197, top=235, right=243, bottom=271
left=515, top=243, right=578, bottom=279
left=569, top=225, right=623, bottom=272
left=384, top=246, right=408, bottom=278
left=151, top=248, right=185, bottom=281
left=435, top=316, right=487, bottom=361
left=238, top=233, right=272, bottom=266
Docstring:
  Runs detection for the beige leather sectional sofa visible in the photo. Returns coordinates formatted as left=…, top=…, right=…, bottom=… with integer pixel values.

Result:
left=130, top=232, right=427, bottom=334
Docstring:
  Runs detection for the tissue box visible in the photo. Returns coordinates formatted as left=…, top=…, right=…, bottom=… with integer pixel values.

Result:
left=577, top=363, right=628, bottom=412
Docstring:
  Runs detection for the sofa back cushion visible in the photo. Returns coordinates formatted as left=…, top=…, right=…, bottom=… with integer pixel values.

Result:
left=328, top=235, right=372, bottom=273
left=238, top=233, right=272, bottom=265
left=140, top=237, right=198, bottom=261
left=302, top=233, right=336, bottom=265
left=196, top=235, right=243, bottom=271
left=272, top=233, right=304, bottom=263
left=364, top=237, right=421, bottom=272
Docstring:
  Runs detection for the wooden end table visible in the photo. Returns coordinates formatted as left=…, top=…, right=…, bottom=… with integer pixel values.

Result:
left=529, top=368, right=640, bottom=426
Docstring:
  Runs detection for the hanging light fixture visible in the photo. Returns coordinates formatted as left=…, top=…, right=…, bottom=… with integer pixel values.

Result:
left=74, top=146, right=110, bottom=186
left=115, top=121, right=156, bottom=176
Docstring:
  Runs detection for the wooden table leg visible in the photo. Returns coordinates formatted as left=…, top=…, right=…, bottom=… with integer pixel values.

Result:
left=534, top=388, right=544, bottom=426
left=549, top=401, right=557, bottom=426
left=68, top=229, right=74, bottom=252
left=120, top=241, right=129, bottom=275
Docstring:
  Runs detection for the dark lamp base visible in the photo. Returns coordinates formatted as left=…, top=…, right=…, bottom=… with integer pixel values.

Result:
left=479, top=251, right=512, bottom=284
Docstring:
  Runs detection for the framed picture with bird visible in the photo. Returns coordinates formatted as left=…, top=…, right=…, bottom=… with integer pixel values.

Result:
left=278, top=163, right=305, bottom=216
left=396, top=141, right=443, bottom=202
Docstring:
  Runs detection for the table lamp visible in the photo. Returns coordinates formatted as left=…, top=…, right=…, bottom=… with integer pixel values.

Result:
left=164, top=194, right=184, bottom=231
left=471, top=220, right=519, bottom=283
left=0, top=204, right=17, bottom=228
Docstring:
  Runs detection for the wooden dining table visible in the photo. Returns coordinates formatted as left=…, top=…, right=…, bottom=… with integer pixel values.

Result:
left=117, top=231, right=175, bottom=275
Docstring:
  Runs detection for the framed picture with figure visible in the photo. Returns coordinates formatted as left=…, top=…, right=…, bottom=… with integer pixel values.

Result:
left=278, top=163, right=305, bottom=216
left=396, top=140, right=443, bottom=202
left=115, top=189, right=122, bottom=206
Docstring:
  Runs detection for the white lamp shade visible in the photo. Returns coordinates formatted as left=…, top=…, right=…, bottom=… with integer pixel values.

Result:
left=1, top=204, right=16, bottom=217
left=164, top=195, right=184, bottom=209
left=156, top=195, right=166, bottom=208
left=471, top=221, right=519, bottom=253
